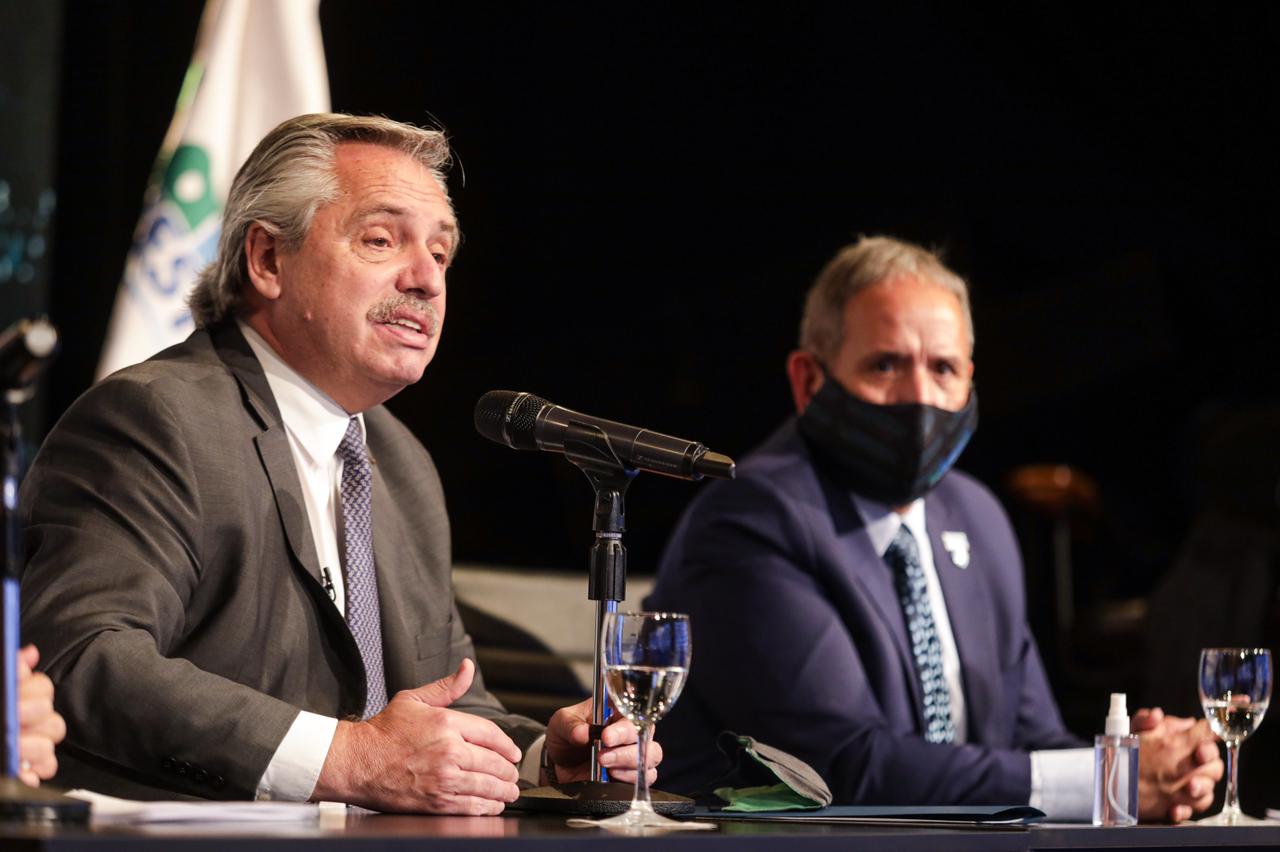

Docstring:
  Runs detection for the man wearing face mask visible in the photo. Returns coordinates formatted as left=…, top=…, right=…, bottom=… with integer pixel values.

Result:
left=644, top=236, right=1221, bottom=821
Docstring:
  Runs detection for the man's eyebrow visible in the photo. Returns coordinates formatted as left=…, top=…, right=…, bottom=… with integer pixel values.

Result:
left=350, top=205, right=459, bottom=238
left=351, top=204, right=409, bottom=221
left=862, top=349, right=911, bottom=361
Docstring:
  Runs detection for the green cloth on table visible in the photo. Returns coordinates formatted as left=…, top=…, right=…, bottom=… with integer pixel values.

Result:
left=711, top=733, right=831, bottom=811
left=714, top=783, right=823, bottom=812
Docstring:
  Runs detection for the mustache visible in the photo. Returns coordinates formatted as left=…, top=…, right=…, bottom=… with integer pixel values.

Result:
left=366, top=294, right=440, bottom=336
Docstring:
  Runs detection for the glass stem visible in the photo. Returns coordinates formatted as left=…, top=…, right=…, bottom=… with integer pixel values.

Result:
left=633, top=723, right=653, bottom=812
left=1223, top=741, right=1240, bottom=819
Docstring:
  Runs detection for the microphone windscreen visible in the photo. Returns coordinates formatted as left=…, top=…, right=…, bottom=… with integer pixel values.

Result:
left=474, top=390, right=548, bottom=450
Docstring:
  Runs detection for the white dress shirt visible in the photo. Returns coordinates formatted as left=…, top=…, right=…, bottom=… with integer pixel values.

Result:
left=851, top=495, right=1093, bottom=821
left=240, top=323, right=543, bottom=801
left=241, top=323, right=350, bottom=801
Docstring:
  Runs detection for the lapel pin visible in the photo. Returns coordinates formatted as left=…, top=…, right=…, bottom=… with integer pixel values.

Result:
left=941, top=531, right=970, bottom=569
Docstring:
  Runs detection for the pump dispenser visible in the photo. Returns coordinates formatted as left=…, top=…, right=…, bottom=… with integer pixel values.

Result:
left=1092, top=692, right=1139, bottom=826
left=1105, top=693, right=1130, bottom=736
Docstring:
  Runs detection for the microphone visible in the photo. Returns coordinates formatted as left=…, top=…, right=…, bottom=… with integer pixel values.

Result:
left=475, top=390, right=735, bottom=481
left=0, top=317, right=58, bottom=398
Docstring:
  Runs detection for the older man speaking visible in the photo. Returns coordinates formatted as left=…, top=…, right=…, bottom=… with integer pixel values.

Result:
left=21, top=114, right=655, bottom=813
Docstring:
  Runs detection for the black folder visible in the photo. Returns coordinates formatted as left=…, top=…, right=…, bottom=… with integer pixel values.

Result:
left=692, top=804, right=1044, bottom=829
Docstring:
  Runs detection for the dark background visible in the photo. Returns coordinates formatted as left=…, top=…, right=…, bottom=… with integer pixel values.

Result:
left=19, top=1, right=1280, bottom=770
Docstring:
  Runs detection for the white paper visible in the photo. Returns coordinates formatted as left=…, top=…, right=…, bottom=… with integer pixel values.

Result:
left=67, top=789, right=320, bottom=825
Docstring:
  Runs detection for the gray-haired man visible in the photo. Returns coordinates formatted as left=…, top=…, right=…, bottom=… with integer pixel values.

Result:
left=22, top=113, right=655, bottom=813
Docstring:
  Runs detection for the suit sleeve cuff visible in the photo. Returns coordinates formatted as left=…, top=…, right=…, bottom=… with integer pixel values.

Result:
left=1029, top=748, right=1094, bottom=821
left=255, top=711, right=338, bottom=801
left=518, top=734, right=546, bottom=787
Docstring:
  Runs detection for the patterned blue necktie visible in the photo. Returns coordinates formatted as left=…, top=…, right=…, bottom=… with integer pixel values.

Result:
left=338, top=417, right=388, bottom=718
left=885, top=524, right=956, bottom=744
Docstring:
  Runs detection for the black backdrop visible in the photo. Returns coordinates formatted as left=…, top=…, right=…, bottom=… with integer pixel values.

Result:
left=48, top=2, right=1278, bottom=586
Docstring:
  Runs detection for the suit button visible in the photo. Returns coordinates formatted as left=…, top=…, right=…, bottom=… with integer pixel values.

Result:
left=161, top=757, right=176, bottom=772
left=177, top=761, right=192, bottom=776
left=194, top=769, right=208, bottom=784
left=212, top=775, right=227, bottom=791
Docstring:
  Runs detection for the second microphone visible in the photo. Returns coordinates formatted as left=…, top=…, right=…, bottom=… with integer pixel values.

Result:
left=475, top=390, right=735, bottom=481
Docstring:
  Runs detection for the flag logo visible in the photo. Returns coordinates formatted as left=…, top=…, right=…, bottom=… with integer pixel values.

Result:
left=122, top=145, right=219, bottom=335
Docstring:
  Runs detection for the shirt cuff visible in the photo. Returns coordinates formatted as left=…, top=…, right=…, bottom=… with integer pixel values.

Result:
left=1029, top=748, right=1095, bottom=821
left=519, top=734, right=546, bottom=787
left=255, top=711, right=338, bottom=801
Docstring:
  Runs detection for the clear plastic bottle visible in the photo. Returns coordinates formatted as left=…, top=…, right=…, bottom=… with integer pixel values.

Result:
left=1092, top=692, right=1139, bottom=826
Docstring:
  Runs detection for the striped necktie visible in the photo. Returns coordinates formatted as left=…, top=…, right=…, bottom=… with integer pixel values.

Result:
left=337, top=417, right=388, bottom=717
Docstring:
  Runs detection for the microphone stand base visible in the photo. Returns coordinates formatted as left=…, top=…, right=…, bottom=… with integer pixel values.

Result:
left=512, top=781, right=694, bottom=816
left=0, top=777, right=90, bottom=824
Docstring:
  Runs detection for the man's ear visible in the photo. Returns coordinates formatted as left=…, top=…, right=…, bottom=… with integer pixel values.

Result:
left=244, top=222, right=283, bottom=301
left=785, top=350, right=825, bottom=415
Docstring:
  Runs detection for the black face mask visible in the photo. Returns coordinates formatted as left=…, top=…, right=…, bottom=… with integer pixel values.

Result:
left=797, top=377, right=978, bottom=506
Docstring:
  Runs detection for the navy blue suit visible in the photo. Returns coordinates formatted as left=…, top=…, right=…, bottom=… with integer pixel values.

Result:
left=644, top=420, right=1080, bottom=804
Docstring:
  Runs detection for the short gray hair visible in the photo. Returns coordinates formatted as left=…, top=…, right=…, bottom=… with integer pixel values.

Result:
left=189, top=113, right=454, bottom=328
left=798, top=235, right=974, bottom=363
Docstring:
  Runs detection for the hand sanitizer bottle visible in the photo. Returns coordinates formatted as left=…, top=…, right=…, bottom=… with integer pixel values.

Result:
left=1092, top=692, right=1139, bottom=826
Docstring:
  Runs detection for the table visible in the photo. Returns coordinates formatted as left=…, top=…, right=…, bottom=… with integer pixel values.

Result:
left=4, top=812, right=1280, bottom=851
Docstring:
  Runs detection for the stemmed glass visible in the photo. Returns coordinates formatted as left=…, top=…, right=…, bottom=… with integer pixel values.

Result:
left=569, top=611, right=710, bottom=832
left=1198, top=648, right=1272, bottom=825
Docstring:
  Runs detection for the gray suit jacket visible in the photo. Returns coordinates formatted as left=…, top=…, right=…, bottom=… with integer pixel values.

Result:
left=20, top=324, right=541, bottom=800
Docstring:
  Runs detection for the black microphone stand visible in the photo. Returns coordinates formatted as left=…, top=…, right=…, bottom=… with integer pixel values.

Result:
left=0, top=324, right=89, bottom=824
left=513, top=421, right=692, bottom=815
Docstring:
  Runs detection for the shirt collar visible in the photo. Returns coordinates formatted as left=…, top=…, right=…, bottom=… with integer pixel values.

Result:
left=238, top=321, right=363, bottom=464
left=852, top=493, right=928, bottom=558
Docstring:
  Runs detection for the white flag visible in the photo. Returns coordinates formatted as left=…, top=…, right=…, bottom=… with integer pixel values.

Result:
left=96, top=0, right=329, bottom=379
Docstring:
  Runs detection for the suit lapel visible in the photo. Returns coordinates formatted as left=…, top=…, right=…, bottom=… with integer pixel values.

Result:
left=926, top=491, right=1000, bottom=744
left=210, top=324, right=369, bottom=713
left=211, top=324, right=346, bottom=606
left=212, top=325, right=327, bottom=590
left=368, top=444, right=420, bottom=696
left=253, top=429, right=325, bottom=587
left=828, top=488, right=925, bottom=726
left=368, top=450, right=407, bottom=690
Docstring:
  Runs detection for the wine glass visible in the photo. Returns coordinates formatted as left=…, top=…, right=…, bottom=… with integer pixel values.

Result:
left=570, top=611, right=710, bottom=832
left=1198, top=648, right=1272, bottom=824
